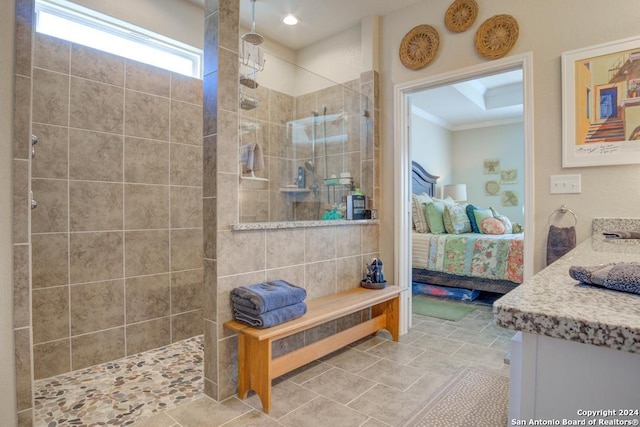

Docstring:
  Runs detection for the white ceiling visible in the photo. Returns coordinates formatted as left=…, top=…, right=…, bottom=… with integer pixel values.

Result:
left=410, top=70, right=524, bottom=130
left=238, top=0, right=422, bottom=51
left=227, top=0, right=522, bottom=128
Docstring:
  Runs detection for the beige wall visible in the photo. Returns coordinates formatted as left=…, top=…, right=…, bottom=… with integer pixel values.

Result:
left=1, top=0, right=18, bottom=423
left=380, top=1, right=640, bottom=274
left=29, top=32, right=204, bottom=379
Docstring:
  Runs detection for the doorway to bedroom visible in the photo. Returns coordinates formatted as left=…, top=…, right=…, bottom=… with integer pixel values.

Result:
left=393, top=53, right=534, bottom=334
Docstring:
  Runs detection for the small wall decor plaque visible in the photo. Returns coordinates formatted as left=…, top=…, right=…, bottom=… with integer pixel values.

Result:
left=483, top=158, right=500, bottom=174
left=500, top=169, right=517, bottom=184
left=502, top=190, right=518, bottom=206
left=485, top=180, right=500, bottom=196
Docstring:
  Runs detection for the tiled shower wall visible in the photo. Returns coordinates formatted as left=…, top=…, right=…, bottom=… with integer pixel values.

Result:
left=29, top=32, right=204, bottom=380
left=13, top=0, right=35, bottom=424
left=205, top=0, right=381, bottom=402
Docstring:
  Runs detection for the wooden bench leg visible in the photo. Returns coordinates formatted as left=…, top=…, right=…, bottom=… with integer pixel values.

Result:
left=239, top=334, right=273, bottom=413
left=372, top=296, right=400, bottom=341
left=236, top=334, right=250, bottom=399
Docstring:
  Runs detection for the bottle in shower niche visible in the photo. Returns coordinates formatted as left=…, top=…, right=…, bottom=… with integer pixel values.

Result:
left=297, top=166, right=306, bottom=188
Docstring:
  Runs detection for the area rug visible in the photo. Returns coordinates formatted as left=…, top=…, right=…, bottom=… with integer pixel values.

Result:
left=403, top=368, right=509, bottom=427
left=412, top=296, right=475, bottom=321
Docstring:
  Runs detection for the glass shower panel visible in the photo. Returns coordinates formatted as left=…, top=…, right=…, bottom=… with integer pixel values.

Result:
left=238, top=51, right=370, bottom=223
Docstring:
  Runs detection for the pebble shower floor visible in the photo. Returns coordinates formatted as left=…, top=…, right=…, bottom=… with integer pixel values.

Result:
left=33, top=336, right=204, bottom=426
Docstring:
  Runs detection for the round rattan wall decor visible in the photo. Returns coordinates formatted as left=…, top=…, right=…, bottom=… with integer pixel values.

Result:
left=399, top=24, right=440, bottom=70
left=444, top=0, right=478, bottom=33
left=474, top=14, right=519, bottom=59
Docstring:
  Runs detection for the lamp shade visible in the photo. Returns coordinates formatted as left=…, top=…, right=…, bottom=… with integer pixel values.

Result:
left=443, top=184, right=467, bottom=202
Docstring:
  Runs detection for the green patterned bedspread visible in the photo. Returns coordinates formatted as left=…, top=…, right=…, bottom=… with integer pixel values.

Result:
left=412, top=232, right=524, bottom=284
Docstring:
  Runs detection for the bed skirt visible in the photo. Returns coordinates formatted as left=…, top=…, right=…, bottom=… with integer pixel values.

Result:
left=412, top=268, right=519, bottom=295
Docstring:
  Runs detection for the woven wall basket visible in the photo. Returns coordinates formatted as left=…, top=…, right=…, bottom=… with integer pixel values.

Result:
left=399, top=25, right=440, bottom=70
left=444, top=0, right=478, bottom=33
left=474, top=14, right=519, bottom=59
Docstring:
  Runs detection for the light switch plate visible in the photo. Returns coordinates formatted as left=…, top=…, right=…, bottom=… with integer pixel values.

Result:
left=550, top=174, right=581, bottom=194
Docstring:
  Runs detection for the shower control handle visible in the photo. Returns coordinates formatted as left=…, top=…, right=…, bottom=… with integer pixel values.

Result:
left=31, top=134, right=38, bottom=159
left=30, top=191, right=37, bottom=210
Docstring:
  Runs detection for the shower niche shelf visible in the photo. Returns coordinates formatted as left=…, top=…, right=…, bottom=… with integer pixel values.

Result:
left=279, top=187, right=311, bottom=194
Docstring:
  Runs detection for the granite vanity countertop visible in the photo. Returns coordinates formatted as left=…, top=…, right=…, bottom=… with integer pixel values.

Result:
left=494, top=218, right=640, bottom=354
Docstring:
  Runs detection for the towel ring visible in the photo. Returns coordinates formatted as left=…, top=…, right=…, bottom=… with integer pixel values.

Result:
left=548, top=204, right=577, bottom=227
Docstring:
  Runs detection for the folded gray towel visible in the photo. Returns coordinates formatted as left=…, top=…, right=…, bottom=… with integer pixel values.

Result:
left=603, top=231, right=640, bottom=239
left=569, top=262, right=640, bottom=295
left=231, top=280, right=307, bottom=315
left=233, top=302, right=307, bottom=328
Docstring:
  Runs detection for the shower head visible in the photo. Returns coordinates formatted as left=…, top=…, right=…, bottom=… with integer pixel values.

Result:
left=242, top=32, right=264, bottom=45
left=242, top=0, right=264, bottom=45
left=304, top=161, right=315, bottom=172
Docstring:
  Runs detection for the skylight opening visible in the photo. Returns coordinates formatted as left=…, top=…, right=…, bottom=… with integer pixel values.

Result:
left=35, top=0, right=202, bottom=79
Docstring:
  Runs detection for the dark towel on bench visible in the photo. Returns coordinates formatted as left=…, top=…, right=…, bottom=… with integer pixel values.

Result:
left=231, top=280, right=306, bottom=315
left=233, top=302, right=307, bottom=328
left=569, top=262, right=640, bottom=295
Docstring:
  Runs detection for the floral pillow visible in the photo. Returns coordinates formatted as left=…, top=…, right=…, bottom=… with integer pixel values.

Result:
left=473, top=209, right=494, bottom=232
left=480, top=217, right=506, bottom=235
left=443, top=204, right=472, bottom=234
left=490, top=207, right=513, bottom=234
left=411, top=192, right=433, bottom=233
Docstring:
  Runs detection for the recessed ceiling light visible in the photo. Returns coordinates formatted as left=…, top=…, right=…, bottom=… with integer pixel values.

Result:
left=283, top=14, right=298, bottom=26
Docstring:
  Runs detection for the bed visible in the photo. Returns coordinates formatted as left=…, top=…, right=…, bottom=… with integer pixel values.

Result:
left=411, top=161, right=523, bottom=295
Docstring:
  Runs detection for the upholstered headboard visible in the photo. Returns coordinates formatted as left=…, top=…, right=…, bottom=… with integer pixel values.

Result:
left=411, top=161, right=439, bottom=197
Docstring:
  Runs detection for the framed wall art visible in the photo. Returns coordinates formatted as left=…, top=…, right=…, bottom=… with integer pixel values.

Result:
left=562, top=35, right=640, bottom=167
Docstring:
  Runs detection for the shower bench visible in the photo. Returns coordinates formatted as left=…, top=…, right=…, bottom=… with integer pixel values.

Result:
left=224, top=285, right=403, bottom=413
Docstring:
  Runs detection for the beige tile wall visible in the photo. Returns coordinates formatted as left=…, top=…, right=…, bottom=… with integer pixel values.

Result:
left=13, top=0, right=34, bottom=424
left=29, top=32, right=204, bottom=380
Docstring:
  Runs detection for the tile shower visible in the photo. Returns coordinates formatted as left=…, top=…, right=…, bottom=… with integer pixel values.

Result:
left=29, top=32, right=204, bottom=379
left=11, top=0, right=381, bottom=423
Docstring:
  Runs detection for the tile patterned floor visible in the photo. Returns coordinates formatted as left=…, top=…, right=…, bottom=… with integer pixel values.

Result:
left=33, top=297, right=514, bottom=426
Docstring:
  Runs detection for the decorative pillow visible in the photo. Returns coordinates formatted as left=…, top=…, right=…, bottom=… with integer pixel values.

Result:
left=443, top=204, right=472, bottom=234
left=411, top=192, right=433, bottom=233
left=473, top=209, right=494, bottom=232
left=424, top=202, right=447, bottom=234
left=465, top=204, right=481, bottom=233
left=490, top=207, right=513, bottom=234
left=480, top=217, right=506, bottom=235
left=433, top=196, right=456, bottom=206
